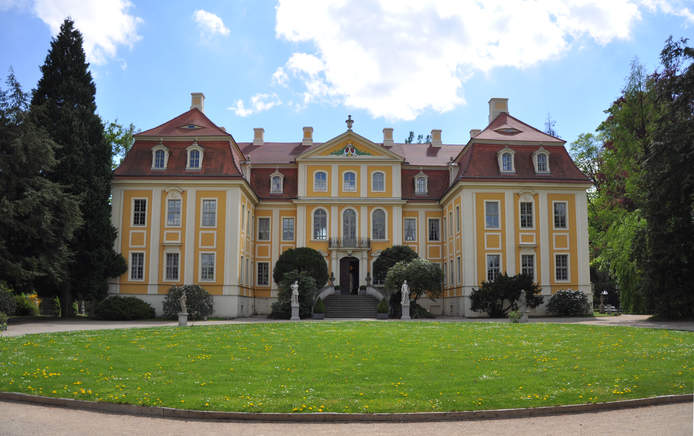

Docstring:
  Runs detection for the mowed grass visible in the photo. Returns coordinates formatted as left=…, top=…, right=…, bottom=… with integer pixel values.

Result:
left=1, top=322, right=692, bottom=413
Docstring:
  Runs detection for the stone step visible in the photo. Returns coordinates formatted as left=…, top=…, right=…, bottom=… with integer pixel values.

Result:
left=324, top=295, right=379, bottom=318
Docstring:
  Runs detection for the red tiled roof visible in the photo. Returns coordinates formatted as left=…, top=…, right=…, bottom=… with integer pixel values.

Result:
left=473, top=112, right=564, bottom=144
left=136, top=108, right=230, bottom=137
left=390, top=143, right=465, bottom=166
left=240, top=142, right=316, bottom=164
left=250, top=168, right=298, bottom=200
left=114, top=140, right=242, bottom=178
left=402, top=169, right=450, bottom=201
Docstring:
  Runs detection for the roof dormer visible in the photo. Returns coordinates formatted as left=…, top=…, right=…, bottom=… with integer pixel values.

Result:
left=497, top=146, right=515, bottom=174
left=532, top=147, right=551, bottom=174
left=151, top=142, right=169, bottom=170
left=186, top=141, right=204, bottom=170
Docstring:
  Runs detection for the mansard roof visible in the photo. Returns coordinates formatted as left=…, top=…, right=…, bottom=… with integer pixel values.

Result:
left=136, top=108, right=230, bottom=137
left=472, top=112, right=565, bottom=144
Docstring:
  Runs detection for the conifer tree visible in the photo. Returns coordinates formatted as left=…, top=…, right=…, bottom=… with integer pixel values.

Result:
left=30, top=19, right=124, bottom=314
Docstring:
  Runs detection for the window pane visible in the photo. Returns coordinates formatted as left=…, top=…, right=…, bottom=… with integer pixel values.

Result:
left=404, top=218, right=417, bottom=241
left=372, top=172, right=385, bottom=191
left=554, top=202, right=567, bottom=228
left=166, top=199, right=181, bottom=226
left=415, top=177, right=427, bottom=194
left=487, top=255, right=500, bottom=281
left=343, top=172, right=356, bottom=191
left=485, top=201, right=499, bottom=228
left=314, top=172, right=327, bottom=191
left=201, top=253, right=215, bottom=280
left=130, top=252, right=144, bottom=280
left=428, top=219, right=440, bottom=241
left=257, top=262, right=269, bottom=286
left=457, top=257, right=462, bottom=284
left=133, top=199, right=147, bottom=226
left=521, top=254, right=534, bottom=280
left=189, top=150, right=200, bottom=168
left=372, top=209, right=385, bottom=239
left=456, top=206, right=461, bottom=232
left=313, top=209, right=327, bottom=240
left=520, top=202, right=533, bottom=228
left=202, top=199, right=216, bottom=226
left=343, top=209, right=356, bottom=240
left=556, top=254, right=568, bottom=281
left=165, top=252, right=179, bottom=281
left=271, top=175, right=282, bottom=193
left=282, top=217, right=294, bottom=241
left=154, top=150, right=165, bottom=168
left=502, top=153, right=513, bottom=171
left=537, top=153, right=548, bottom=172
left=258, top=217, right=270, bottom=240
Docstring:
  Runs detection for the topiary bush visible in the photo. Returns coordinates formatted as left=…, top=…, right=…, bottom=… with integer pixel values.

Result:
left=269, top=270, right=317, bottom=319
left=13, top=294, right=39, bottom=316
left=273, top=247, right=328, bottom=289
left=94, top=296, right=155, bottom=320
left=0, top=283, right=17, bottom=316
left=548, top=289, right=591, bottom=316
left=163, top=285, right=213, bottom=320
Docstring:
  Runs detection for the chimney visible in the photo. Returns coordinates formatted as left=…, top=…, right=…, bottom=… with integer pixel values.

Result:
left=302, top=126, right=313, bottom=146
left=470, top=129, right=481, bottom=138
left=488, top=97, right=508, bottom=124
left=253, top=128, right=264, bottom=146
left=191, top=92, right=205, bottom=113
left=430, top=129, right=442, bottom=147
left=383, top=128, right=394, bottom=146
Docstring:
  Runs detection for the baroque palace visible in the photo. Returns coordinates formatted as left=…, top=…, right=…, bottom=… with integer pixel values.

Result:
left=110, top=93, right=592, bottom=317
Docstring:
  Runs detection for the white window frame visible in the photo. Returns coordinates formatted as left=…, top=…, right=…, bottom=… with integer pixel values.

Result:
left=200, top=198, right=217, bottom=228
left=519, top=201, right=534, bottom=230
left=428, top=218, right=441, bottom=242
left=555, top=253, right=570, bottom=282
left=449, top=211, right=454, bottom=235
left=257, top=217, right=271, bottom=241
left=270, top=170, right=284, bottom=194
left=240, top=255, right=244, bottom=284
left=497, top=147, right=515, bottom=173
left=371, top=171, right=385, bottom=192
left=486, top=254, right=502, bottom=282
left=132, top=198, right=147, bottom=227
left=449, top=259, right=454, bottom=285
left=553, top=201, right=569, bottom=230
left=456, top=205, right=461, bottom=233
left=312, top=208, right=328, bottom=240
left=404, top=217, right=417, bottom=242
left=129, top=251, right=145, bottom=281
left=200, top=252, right=216, bottom=282
left=485, top=200, right=501, bottom=229
left=163, top=250, right=180, bottom=282
left=313, top=171, right=328, bottom=193
left=414, top=171, right=428, bottom=195
left=343, top=171, right=357, bottom=192
left=282, top=217, right=295, bottom=241
left=151, top=144, right=169, bottom=170
left=166, top=198, right=182, bottom=227
left=521, top=253, right=535, bottom=281
left=532, top=147, right=551, bottom=174
left=442, top=217, right=446, bottom=240
left=257, top=261, right=269, bottom=286
left=186, top=142, right=204, bottom=170
left=341, top=208, right=358, bottom=240
left=371, top=208, right=387, bottom=240
left=456, top=256, right=462, bottom=284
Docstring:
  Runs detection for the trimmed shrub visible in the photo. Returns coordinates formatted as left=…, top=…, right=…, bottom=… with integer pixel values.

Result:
left=548, top=290, right=591, bottom=316
left=314, top=298, right=326, bottom=314
left=270, top=270, right=317, bottom=319
left=0, top=312, right=7, bottom=331
left=273, top=247, right=328, bottom=289
left=14, top=294, right=39, bottom=316
left=373, top=245, right=418, bottom=285
left=163, top=285, right=213, bottom=320
left=377, top=299, right=389, bottom=314
left=94, top=296, right=155, bottom=320
left=470, top=273, right=543, bottom=318
left=0, top=283, right=16, bottom=316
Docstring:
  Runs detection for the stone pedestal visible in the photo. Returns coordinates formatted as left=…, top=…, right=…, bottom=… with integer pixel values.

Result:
left=290, top=304, right=300, bottom=321
left=401, top=303, right=411, bottom=320
left=178, top=312, right=189, bottom=327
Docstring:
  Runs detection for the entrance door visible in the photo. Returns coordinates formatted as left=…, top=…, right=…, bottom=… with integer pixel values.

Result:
left=339, top=256, right=359, bottom=295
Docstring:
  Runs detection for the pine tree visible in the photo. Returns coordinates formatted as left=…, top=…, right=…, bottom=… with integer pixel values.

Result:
left=30, top=19, right=124, bottom=314
left=0, top=70, right=81, bottom=292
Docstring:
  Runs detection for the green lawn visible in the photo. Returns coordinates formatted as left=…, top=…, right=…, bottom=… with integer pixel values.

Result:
left=1, top=322, right=692, bottom=413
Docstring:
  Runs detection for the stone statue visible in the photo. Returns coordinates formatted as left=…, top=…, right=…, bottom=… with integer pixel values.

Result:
left=401, top=280, right=410, bottom=305
left=518, top=289, right=526, bottom=310
left=291, top=281, right=299, bottom=306
left=179, top=292, right=187, bottom=313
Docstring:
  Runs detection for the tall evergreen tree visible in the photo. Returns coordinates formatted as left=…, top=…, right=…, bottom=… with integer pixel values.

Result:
left=30, top=19, right=124, bottom=314
left=0, top=70, right=81, bottom=292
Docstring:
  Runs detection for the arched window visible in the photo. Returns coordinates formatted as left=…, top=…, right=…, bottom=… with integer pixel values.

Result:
left=313, top=209, right=327, bottom=240
left=533, top=148, right=550, bottom=173
left=343, top=171, right=356, bottom=192
left=314, top=171, right=327, bottom=192
left=502, top=152, right=513, bottom=172
left=151, top=144, right=169, bottom=169
left=372, top=172, right=385, bottom=192
left=189, top=149, right=200, bottom=168
left=154, top=150, right=165, bottom=169
left=343, top=209, right=357, bottom=241
left=414, top=170, right=428, bottom=195
left=270, top=170, right=284, bottom=194
left=372, top=209, right=386, bottom=239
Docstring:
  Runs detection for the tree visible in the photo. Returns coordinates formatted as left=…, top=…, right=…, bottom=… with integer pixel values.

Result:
left=373, top=245, right=418, bottom=285
left=0, top=70, right=81, bottom=293
left=641, top=37, right=694, bottom=319
left=273, top=247, right=328, bottom=288
left=29, top=19, right=125, bottom=314
left=404, top=131, right=431, bottom=144
left=470, top=273, right=543, bottom=318
left=105, top=119, right=136, bottom=170
left=269, top=270, right=317, bottom=319
left=384, top=258, right=442, bottom=305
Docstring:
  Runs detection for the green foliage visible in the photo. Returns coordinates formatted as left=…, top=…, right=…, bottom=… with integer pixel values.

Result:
left=273, top=247, right=328, bottom=289
left=0, top=283, right=17, bottom=315
left=410, top=302, right=435, bottom=319
left=376, top=298, right=389, bottom=314
left=313, top=298, right=325, bottom=314
left=0, top=311, right=7, bottom=331
left=548, top=290, right=591, bottom=316
left=94, top=296, right=155, bottom=320
left=508, top=310, right=521, bottom=323
left=404, top=131, right=431, bottom=144
left=384, top=258, right=442, bottom=303
left=105, top=119, right=136, bottom=170
left=373, top=245, right=418, bottom=285
left=163, top=285, right=213, bottom=320
left=470, top=273, right=543, bottom=318
left=39, top=296, right=60, bottom=317
left=13, top=294, right=38, bottom=316
left=270, top=270, right=317, bottom=319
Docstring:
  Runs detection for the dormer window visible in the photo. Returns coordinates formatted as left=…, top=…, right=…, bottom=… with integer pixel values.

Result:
left=414, top=171, right=428, bottom=195
left=270, top=170, right=284, bottom=194
left=151, top=143, right=169, bottom=170
left=532, top=147, right=551, bottom=174
left=497, top=147, right=515, bottom=173
left=186, top=142, right=204, bottom=170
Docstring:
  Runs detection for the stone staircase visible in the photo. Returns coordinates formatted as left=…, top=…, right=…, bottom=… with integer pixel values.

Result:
left=324, top=295, right=379, bottom=318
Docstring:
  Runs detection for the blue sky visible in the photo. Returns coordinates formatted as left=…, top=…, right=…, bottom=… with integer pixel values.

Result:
left=1, top=1, right=692, bottom=147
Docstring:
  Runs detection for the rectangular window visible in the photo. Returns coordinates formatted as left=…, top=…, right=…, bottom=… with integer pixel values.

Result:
left=442, top=263, right=446, bottom=286
left=442, top=217, right=446, bottom=240
left=202, top=199, right=217, bottom=227
left=343, top=172, right=356, bottom=192
left=166, top=199, right=181, bottom=227
left=555, top=254, right=569, bottom=281
left=130, top=252, right=144, bottom=280
left=485, top=201, right=500, bottom=229
left=415, top=177, right=427, bottom=194
left=404, top=218, right=417, bottom=242
left=133, top=199, right=147, bottom=226
left=282, top=217, right=295, bottom=241
left=246, top=258, right=250, bottom=286
left=314, top=172, right=327, bottom=192
left=165, top=252, right=179, bottom=281
left=554, top=202, right=567, bottom=229
left=520, top=202, right=533, bottom=229
left=521, top=254, right=534, bottom=281
left=449, top=259, right=453, bottom=285
left=486, top=254, right=501, bottom=282
left=428, top=218, right=440, bottom=241
left=240, top=255, right=244, bottom=284
left=449, top=211, right=453, bottom=235
left=457, top=256, right=462, bottom=284
left=372, top=172, right=385, bottom=192
left=201, top=253, right=215, bottom=281
left=241, top=205, right=245, bottom=230
left=258, top=217, right=270, bottom=241
left=257, top=262, right=269, bottom=286
left=247, top=211, right=251, bottom=237
left=456, top=206, right=461, bottom=232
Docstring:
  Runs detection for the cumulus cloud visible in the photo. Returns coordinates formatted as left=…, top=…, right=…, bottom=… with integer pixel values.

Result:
left=230, top=93, right=282, bottom=117
left=272, top=0, right=688, bottom=120
left=32, top=0, right=142, bottom=65
left=193, top=9, right=230, bottom=37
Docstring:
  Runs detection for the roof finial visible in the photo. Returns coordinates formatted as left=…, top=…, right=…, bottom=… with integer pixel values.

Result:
left=346, top=114, right=353, bottom=130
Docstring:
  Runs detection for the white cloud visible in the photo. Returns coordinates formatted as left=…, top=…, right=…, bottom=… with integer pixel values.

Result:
left=230, top=93, right=282, bottom=117
left=273, top=0, right=688, bottom=120
left=193, top=9, right=230, bottom=37
left=33, top=0, right=142, bottom=65
left=639, top=0, right=694, bottom=23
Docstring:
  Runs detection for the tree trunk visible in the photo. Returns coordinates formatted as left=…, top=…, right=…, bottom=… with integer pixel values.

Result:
left=60, top=287, right=74, bottom=318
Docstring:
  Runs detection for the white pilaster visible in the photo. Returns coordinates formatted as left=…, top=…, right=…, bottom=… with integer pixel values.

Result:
left=392, top=164, right=401, bottom=198
left=360, top=165, right=367, bottom=197
left=226, top=190, right=241, bottom=292
left=330, top=205, right=338, bottom=239
left=297, top=205, right=306, bottom=246
left=575, top=191, right=591, bottom=294
left=539, top=192, right=551, bottom=293
left=418, top=209, right=426, bottom=257
left=505, top=191, right=515, bottom=275
left=359, top=251, right=367, bottom=286
left=111, top=187, right=123, bottom=251
left=223, top=190, right=235, bottom=295
left=462, top=191, right=476, bottom=290
left=393, top=206, right=402, bottom=245
left=331, top=164, right=338, bottom=197
left=298, top=163, right=307, bottom=197
left=271, top=207, right=280, bottom=269
left=360, top=206, right=368, bottom=239
left=183, top=189, right=197, bottom=285
left=148, top=188, right=161, bottom=294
